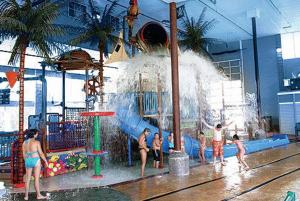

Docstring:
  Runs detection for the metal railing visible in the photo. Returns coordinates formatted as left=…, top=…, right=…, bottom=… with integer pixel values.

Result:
left=46, top=121, right=87, bottom=152
left=0, top=132, right=18, bottom=162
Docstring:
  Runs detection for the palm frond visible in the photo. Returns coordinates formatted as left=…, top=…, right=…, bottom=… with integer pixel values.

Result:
left=88, top=0, right=100, bottom=17
left=103, top=0, right=118, bottom=19
left=100, top=0, right=118, bottom=28
left=178, top=7, right=220, bottom=56
left=0, top=0, right=19, bottom=14
left=32, top=3, right=59, bottom=23
left=200, top=19, right=216, bottom=35
left=69, top=0, right=121, bottom=55
left=0, top=0, right=20, bottom=19
left=70, top=30, right=96, bottom=46
left=8, top=36, right=24, bottom=65
left=2, top=0, right=65, bottom=65
left=0, top=17, right=27, bottom=34
left=196, top=7, right=207, bottom=27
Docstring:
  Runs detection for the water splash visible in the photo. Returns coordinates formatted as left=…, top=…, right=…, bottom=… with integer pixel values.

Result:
left=111, top=50, right=225, bottom=124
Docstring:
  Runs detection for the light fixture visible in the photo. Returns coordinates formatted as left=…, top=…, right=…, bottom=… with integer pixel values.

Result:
left=276, top=48, right=282, bottom=53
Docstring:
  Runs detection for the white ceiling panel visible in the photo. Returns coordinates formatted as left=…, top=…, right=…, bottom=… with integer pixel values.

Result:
left=100, top=0, right=300, bottom=42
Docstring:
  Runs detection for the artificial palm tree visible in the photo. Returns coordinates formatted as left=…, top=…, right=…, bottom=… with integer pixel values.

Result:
left=0, top=0, right=63, bottom=184
left=179, top=7, right=218, bottom=57
left=70, top=0, right=120, bottom=105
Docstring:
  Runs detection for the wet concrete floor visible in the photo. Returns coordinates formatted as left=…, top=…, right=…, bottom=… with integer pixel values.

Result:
left=113, top=143, right=300, bottom=201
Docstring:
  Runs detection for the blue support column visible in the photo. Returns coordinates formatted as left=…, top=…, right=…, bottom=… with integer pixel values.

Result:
left=35, top=82, right=42, bottom=116
left=41, top=63, right=47, bottom=125
left=127, top=135, right=132, bottom=166
left=62, top=71, right=66, bottom=122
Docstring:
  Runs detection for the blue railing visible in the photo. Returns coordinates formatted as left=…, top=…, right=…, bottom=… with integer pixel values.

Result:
left=0, top=131, right=18, bottom=162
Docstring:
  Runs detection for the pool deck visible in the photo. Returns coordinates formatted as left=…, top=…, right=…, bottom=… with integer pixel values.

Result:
left=113, top=143, right=300, bottom=201
left=4, top=142, right=300, bottom=201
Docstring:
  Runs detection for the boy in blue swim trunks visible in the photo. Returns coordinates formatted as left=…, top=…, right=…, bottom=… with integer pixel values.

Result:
left=22, top=129, right=48, bottom=200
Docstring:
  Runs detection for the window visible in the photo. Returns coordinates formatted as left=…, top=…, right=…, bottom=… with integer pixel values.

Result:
left=212, top=59, right=245, bottom=130
left=69, top=1, right=86, bottom=19
left=281, top=32, right=300, bottom=59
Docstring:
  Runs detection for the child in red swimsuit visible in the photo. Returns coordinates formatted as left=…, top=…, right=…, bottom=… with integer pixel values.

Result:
left=232, top=134, right=250, bottom=170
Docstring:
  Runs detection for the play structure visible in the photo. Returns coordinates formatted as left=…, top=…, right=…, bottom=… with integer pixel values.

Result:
left=0, top=48, right=115, bottom=185
left=80, top=111, right=114, bottom=178
left=116, top=98, right=290, bottom=161
left=0, top=2, right=291, bottom=185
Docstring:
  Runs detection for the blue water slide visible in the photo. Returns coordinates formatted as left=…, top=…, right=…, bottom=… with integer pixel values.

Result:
left=117, top=106, right=290, bottom=160
left=117, top=107, right=200, bottom=158
left=115, top=92, right=290, bottom=159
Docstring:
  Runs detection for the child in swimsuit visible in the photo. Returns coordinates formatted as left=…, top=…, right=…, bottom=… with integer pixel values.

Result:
left=202, top=120, right=233, bottom=166
left=138, top=128, right=150, bottom=176
left=168, top=132, right=174, bottom=154
left=22, top=129, right=48, bottom=200
left=232, top=134, right=250, bottom=170
left=152, top=133, right=163, bottom=168
left=181, top=135, right=185, bottom=153
left=198, top=131, right=207, bottom=164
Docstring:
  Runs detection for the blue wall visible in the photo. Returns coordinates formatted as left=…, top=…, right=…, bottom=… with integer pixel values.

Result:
left=210, top=34, right=282, bottom=129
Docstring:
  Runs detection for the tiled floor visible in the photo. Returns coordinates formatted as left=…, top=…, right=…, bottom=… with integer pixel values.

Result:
left=3, top=143, right=300, bottom=201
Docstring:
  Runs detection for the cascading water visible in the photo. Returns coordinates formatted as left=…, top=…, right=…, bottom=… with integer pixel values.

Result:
left=97, top=49, right=263, bottom=161
left=111, top=50, right=226, bottom=128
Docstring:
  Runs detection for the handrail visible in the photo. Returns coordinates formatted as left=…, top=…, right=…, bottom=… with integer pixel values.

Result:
left=0, top=132, right=18, bottom=162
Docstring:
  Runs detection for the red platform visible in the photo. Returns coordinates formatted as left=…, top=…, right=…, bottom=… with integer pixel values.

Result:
left=14, top=183, right=25, bottom=188
left=92, top=175, right=104, bottom=179
left=80, top=111, right=115, bottom=117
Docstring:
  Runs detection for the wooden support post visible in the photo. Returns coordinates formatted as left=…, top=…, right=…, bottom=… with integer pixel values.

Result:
left=170, top=2, right=181, bottom=151
left=157, top=73, right=164, bottom=168
left=138, top=73, right=144, bottom=116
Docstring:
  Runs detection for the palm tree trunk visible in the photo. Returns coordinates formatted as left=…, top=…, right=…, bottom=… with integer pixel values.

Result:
left=17, top=46, right=26, bottom=184
left=99, top=43, right=104, bottom=106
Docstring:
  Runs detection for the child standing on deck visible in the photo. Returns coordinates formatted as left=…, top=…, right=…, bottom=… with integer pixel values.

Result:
left=198, top=131, right=207, bottom=164
left=232, top=134, right=250, bottom=170
left=202, top=120, right=233, bottom=166
left=152, top=133, right=163, bottom=168
left=168, top=132, right=174, bottom=154
left=138, top=128, right=151, bottom=176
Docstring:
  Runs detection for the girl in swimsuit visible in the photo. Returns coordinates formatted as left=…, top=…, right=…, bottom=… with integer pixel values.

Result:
left=22, top=129, right=48, bottom=200
left=198, top=131, right=208, bottom=164
left=138, top=128, right=150, bottom=177
left=232, top=134, right=250, bottom=170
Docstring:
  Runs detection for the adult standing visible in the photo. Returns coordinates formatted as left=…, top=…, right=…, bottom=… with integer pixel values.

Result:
left=22, top=129, right=48, bottom=200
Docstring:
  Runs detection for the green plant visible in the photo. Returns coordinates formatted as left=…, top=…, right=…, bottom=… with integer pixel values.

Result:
left=70, top=0, right=120, bottom=104
left=179, top=7, right=219, bottom=57
left=0, top=0, right=64, bottom=181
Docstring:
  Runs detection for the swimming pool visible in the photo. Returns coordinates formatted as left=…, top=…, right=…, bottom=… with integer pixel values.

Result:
left=6, top=187, right=131, bottom=201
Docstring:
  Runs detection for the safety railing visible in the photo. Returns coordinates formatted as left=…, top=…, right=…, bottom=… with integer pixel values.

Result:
left=46, top=120, right=87, bottom=152
left=0, top=132, right=18, bottom=162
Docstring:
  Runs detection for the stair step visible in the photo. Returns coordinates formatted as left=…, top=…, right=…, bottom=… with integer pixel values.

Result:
left=0, top=173, right=10, bottom=180
left=0, top=168, right=10, bottom=173
left=0, top=164, right=11, bottom=173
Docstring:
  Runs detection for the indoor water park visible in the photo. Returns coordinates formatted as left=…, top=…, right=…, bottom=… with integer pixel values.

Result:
left=0, top=0, right=299, bottom=200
